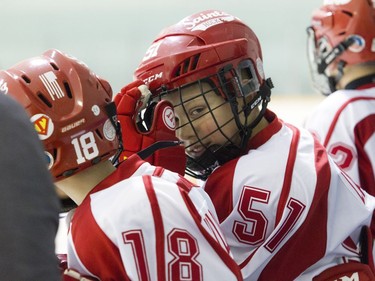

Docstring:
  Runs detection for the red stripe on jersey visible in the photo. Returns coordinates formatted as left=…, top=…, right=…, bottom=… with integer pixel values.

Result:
left=275, top=124, right=300, bottom=225
left=354, top=114, right=375, bottom=195
left=152, top=166, right=165, bottom=177
left=143, top=175, right=166, bottom=281
left=247, top=110, right=282, bottom=150
left=324, top=97, right=375, bottom=147
left=257, top=138, right=331, bottom=280
left=71, top=199, right=130, bottom=280
left=177, top=183, right=243, bottom=280
left=204, top=158, right=237, bottom=223
left=357, top=83, right=375, bottom=90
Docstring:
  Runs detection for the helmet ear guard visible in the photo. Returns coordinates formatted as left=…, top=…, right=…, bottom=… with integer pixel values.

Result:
left=236, top=59, right=262, bottom=96
left=217, top=61, right=273, bottom=147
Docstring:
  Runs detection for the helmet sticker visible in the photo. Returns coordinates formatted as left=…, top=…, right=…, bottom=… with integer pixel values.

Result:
left=323, top=0, right=351, bottom=5
left=256, top=58, right=265, bottom=80
left=142, top=41, right=163, bottom=62
left=0, top=79, right=8, bottom=94
left=44, top=151, right=54, bottom=170
left=143, top=72, right=163, bottom=85
left=31, top=114, right=54, bottom=140
left=92, top=105, right=100, bottom=116
left=348, top=35, right=366, bottom=53
left=162, top=106, right=176, bottom=130
left=182, top=11, right=236, bottom=32
left=39, top=71, right=65, bottom=101
left=61, top=118, right=86, bottom=133
left=103, top=119, right=116, bottom=141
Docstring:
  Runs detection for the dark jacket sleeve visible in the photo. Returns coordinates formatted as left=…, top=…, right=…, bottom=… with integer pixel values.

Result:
left=0, top=94, right=60, bottom=281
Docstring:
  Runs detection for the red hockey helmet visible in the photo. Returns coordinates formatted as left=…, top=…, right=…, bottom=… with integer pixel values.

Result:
left=135, top=10, right=268, bottom=98
left=134, top=10, right=273, bottom=179
left=0, top=49, right=120, bottom=181
left=307, top=0, right=375, bottom=94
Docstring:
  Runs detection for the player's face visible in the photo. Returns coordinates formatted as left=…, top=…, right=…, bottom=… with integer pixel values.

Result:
left=163, top=82, right=241, bottom=160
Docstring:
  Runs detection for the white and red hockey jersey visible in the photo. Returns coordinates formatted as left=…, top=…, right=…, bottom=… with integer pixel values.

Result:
left=203, top=110, right=375, bottom=280
left=304, top=86, right=375, bottom=195
left=65, top=155, right=242, bottom=280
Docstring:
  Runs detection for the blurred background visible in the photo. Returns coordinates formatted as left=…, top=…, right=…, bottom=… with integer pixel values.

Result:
left=1, top=0, right=324, bottom=125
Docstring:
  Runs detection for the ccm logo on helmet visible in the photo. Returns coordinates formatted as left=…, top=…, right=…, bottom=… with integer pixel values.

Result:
left=143, top=72, right=163, bottom=85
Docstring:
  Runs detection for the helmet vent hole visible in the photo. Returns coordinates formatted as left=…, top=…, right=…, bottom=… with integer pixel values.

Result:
left=37, top=92, right=52, bottom=108
left=342, top=10, right=353, bottom=17
left=95, top=129, right=103, bottom=140
left=50, top=63, right=59, bottom=71
left=174, top=54, right=201, bottom=78
left=52, top=149, right=57, bottom=160
left=63, top=82, right=73, bottom=98
left=191, top=54, right=200, bottom=71
left=21, top=75, right=31, bottom=84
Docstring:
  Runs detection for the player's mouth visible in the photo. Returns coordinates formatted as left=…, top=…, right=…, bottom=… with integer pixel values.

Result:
left=186, top=144, right=207, bottom=159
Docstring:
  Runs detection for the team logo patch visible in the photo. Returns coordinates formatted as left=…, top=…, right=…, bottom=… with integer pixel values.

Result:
left=31, top=114, right=54, bottom=140
left=44, top=151, right=54, bottom=170
left=162, top=106, right=176, bottom=130
left=103, top=119, right=116, bottom=141
left=348, top=35, right=365, bottom=53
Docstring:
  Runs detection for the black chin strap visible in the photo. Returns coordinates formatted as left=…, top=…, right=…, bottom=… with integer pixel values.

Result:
left=344, top=74, right=375, bottom=90
left=327, top=60, right=347, bottom=93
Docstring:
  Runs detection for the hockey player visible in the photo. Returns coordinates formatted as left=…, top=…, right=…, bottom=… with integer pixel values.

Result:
left=128, top=9, right=375, bottom=280
left=0, top=49, right=242, bottom=280
left=304, top=0, right=375, bottom=196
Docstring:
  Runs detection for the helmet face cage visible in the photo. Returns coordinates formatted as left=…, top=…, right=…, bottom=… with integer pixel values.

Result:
left=0, top=49, right=120, bottom=181
left=307, top=27, right=336, bottom=95
left=159, top=63, right=266, bottom=180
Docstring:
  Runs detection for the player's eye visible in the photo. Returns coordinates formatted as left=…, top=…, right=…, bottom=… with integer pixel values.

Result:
left=190, top=107, right=206, bottom=119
